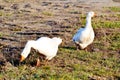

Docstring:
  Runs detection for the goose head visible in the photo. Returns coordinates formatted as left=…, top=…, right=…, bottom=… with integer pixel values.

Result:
left=87, top=11, right=95, bottom=17
left=20, top=54, right=26, bottom=62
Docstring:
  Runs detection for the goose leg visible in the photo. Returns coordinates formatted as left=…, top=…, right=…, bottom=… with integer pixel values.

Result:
left=75, top=43, right=80, bottom=50
left=36, top=58, right=40, bottom=67
left=76, top=43, right=82, bottom=50
left=44, top=59, right=48, bottom=65
left=84, top=47, right=88, bottom=52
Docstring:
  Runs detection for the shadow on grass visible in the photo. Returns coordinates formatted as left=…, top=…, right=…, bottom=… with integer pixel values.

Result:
left=62, top=46, right=76, bottom=50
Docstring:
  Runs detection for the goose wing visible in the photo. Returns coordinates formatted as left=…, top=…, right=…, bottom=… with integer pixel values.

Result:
left=73, top=28, right=84, bottom=42
left=73, top=28, right=91, bottom=44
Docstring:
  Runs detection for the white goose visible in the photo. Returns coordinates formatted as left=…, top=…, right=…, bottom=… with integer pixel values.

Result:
left=72, top=11, right=95, bottom=50
left=20, top=37, right=62, bottom=66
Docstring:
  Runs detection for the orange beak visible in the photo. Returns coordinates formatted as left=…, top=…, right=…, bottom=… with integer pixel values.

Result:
left=20, top=55, right=25, bottom=62
left=94, top=13, right=96, bottom=17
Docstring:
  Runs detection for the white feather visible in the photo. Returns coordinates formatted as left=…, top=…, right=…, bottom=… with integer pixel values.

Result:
left=21, top=37, right=62, bottom=60
left=73, top=11, right=95, bottom=49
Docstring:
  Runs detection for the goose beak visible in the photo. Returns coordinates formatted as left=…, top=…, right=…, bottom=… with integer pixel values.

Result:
left=94, top=13, right=96, bottom=17
left=20, top=55, right=25, bottom=62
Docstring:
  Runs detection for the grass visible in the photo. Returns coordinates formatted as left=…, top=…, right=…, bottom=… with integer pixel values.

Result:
left=0, top=33, right=3, bottom=37
left=93, top=21, right=120, bottom=29
left=0, top=47, right=120, bottom=80
left=0, top=3, right=120, bottom=80
left=103, top=6, right=120, bottom=12
left=78, top=7, right=120, bottom=29
left=108, top=7, right=120, bottom=12
left=42, top=11, right=53, bottom=16
left=0, top=11, right=13, bottom=18
left=79, top=15, right=120, bottom=29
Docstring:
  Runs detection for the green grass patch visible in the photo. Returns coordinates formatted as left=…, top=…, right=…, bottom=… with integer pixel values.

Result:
left=0, top=47, right=120, bottom=79
left=77, top=10, right=120, bottom=29
left=42, top=11, right=53, bottom=16
left=109, top=7, right=120, bottom=12
left=0, top=11, right=13, bottom=17
left=93, top=21, right=120, bottom=29
left=108, top=33, right=120, bottom=50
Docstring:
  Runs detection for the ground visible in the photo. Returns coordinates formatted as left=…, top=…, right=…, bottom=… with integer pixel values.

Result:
left=0, top=0, right=120, bottom=80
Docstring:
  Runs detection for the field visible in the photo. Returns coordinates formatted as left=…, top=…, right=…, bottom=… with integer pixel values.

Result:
left=0, top=0, right=120, bottom=80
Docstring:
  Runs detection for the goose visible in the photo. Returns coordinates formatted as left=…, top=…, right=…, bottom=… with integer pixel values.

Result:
left=72, top=11, right=95, bottom=50
left=20, top=37, right=62, bottom=66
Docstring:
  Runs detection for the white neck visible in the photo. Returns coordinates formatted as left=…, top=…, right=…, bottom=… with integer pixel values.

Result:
left=85, top=16, right=92, bottom=28
left=21, top=41, right=34, bottom=58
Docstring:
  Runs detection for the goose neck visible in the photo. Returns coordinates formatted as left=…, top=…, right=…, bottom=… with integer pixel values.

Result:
left=85, top=16, right=92, bottom=27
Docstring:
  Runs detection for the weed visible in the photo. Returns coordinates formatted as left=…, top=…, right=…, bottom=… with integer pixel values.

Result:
left=0, top=33, right=3, bottom=37
left=0, top=11, right=13, bottom=17
left=42, top=11, right=53, bottom=16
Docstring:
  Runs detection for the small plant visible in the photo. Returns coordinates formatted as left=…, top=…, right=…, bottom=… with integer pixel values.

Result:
left=42, top=11, right=53, bottom=16
left=0, top=11, right=4, bottom=16
left=0, top=11, right=12, bottom=17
